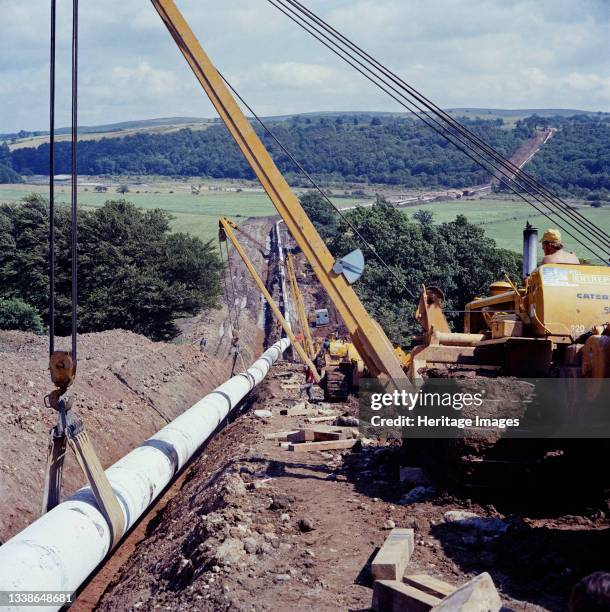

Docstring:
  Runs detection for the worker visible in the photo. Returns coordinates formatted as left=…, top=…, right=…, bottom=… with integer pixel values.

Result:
left=569, top=571, right=610, bottom=611
left=199, top=337, right=207, bottom=353
left=541, top=229, right=580, bottom=264
left=301, top=364, right=315, bottom=402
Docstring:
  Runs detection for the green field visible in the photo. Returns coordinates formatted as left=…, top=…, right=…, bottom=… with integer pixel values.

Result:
left=0, top=183, right=369, bottom=244
left=2, top=184, right=608, bottom=260
left=402, top=199, right=610, bottom=262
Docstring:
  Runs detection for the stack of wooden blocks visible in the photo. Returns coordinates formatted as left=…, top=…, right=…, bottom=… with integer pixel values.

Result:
left=371, top=528, right=501, bottom=611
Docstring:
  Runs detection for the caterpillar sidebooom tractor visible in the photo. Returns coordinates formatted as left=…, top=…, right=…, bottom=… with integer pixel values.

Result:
left=407, top=238, right=610, bottom=384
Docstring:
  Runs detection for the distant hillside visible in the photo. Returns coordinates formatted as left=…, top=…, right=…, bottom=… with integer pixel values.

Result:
left=4, top=117, right=217, bottom=152
left=10, top=114, right=529, bottom=189
left=5, top=112, right=610, bottom=197
left=4, top=108, right=608, bottom=144
left=1, top=117, right=212, bottom=140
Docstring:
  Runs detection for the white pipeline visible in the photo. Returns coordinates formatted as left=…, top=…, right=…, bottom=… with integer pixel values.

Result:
left=0, top=338, right=290, bottom=611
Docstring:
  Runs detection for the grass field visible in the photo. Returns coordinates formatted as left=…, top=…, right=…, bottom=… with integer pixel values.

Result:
left=2, top=184, right=608, bottom=260
left=0, top=183, right=364, bottom=244
left=402, top=199, right=610, bottom=262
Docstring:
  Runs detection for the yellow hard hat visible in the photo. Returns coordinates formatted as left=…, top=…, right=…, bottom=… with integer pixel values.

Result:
left=541, top=228, right=561, bottom=243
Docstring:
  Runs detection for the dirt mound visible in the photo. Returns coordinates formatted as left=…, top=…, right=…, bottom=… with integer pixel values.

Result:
left=0, top=329, right=235, bottom=543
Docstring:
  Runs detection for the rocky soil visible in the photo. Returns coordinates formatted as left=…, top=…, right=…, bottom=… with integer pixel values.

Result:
left=0, top=329, right=234, bottom=543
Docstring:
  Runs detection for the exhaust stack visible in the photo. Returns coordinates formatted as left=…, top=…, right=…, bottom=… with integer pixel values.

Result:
left=522, top=222, right=538, bottom=279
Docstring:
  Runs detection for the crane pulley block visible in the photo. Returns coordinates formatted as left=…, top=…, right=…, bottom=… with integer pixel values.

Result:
left=48, top=351, right=76, bottom=409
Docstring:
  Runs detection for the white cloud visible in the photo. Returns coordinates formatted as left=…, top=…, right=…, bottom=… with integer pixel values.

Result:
left=1, top=0, right=608, bottom=132
left=245, top=62, right=351, bottom=90
left=110, top=62, right=179, bottom=96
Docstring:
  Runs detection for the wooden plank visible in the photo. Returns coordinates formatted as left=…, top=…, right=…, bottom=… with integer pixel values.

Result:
left=372, top=580, right=441, bottom=612
left=287, top=428, right=345, bottom=443
left=313, top=429, right=345, bottom=441
left=371, top=528, right=414, bottom=581
left=264, top=430, right=299, bottom=441
left=403, top=574, right=456, bottom=599
left=287, top=439, right=357, bottom=452
left=305, top=415, right=336, bottom=423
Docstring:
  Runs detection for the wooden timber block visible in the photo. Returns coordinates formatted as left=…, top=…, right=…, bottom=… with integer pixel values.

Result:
left=403, top=574, right=456, bottom=599
left=312, top=429, right=345, bottom=441
left=287, top=439, right=357, bottom=452
left=305, top=415, right=336, bottom=423
left=287, top=428, right=345, bottom=443
left=264, top=431, right=299, bottom=441
left=287, top=429, right=316, bottom=443
left=371, top=528, right=415, bottom=581
left=372, top=580, right=441, bottom=612
left=431, top=572, right=501, bottom=611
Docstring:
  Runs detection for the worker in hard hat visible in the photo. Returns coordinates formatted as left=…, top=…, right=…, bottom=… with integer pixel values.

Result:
left=541, top=229, right=580, bottom=264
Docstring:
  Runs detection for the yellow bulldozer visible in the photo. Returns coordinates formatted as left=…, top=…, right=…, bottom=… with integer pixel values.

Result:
left=315, top=338, right=365, bottom=401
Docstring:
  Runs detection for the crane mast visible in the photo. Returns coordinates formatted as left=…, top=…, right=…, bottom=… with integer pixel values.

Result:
left=151, top=0, right=406, bottom=386
left=286, top=251, right=316, bottom=360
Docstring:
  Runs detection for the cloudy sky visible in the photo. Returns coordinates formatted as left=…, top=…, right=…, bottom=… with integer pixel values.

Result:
left=1, top=0, right=608, bottom=133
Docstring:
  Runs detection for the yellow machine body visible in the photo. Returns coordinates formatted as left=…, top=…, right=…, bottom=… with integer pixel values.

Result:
left=524, top=264, right=610, bottom=340
left=326, top=339, right=364, bottom=372
left=466, top=264, right=610, bottom=341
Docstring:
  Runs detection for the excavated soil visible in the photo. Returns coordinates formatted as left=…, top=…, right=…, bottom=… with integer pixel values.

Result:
left=4, top=214, right=610, bottom=610
left=0, top=329, right=233, bottom=543
left=93, top=363, right=610, bottom=612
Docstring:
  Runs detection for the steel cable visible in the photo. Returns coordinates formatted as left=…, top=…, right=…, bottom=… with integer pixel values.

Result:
left=70, top=0, right=79, bottom=363
left=49, top=0, right=57, bottom=356
left=280, top=0, right=610, bottom=251
left=265, top=0, right=609, bottom=262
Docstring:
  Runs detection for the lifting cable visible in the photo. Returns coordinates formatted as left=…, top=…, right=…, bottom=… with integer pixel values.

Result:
left=265, top=0, right=610, bottom=263
left=266, top=0, right=610, bottom=261
left=49, top=0, right=56, bottom=356
left=70, top=0, right=78, bottom=363
left=268, top=0, right=610, bottom=256
left=43, top=0, right=125, bottom=549
left=278, top=0, right=610, bottom=252
left=220, top=74, right=417, bottom=299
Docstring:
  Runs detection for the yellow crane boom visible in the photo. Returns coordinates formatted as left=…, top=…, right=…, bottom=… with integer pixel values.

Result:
left=151, top=0, right=405, bottom=386
left=285, top=252, right=316, bottom=359
left=219, top=217, right=321, bottom=383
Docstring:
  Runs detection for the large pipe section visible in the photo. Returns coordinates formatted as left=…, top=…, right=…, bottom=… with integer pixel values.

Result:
left=275, top=220, right=295, bottom=361
left=275, top=220, right=291, bottom=329
left=0, top=338, right=290, bottom=611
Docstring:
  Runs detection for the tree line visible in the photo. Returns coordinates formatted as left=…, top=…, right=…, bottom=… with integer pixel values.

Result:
left=300, top=192, right=522, bottom=346
left=0, top=142, right=22, bottom=183
left=0, top=196, right=223, bottom=339
left=9, top=115, right=528, bottom=189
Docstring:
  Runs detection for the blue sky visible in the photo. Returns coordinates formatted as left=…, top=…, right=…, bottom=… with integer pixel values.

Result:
left=1, top=0, right=608, bottom=132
